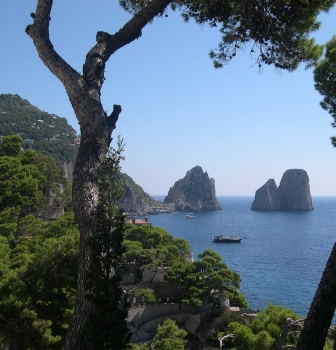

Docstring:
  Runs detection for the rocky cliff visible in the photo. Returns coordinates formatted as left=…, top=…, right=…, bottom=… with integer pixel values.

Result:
left=61, top=161, right=74, bottom=182
left=118, top=173, right=175, bottom=215
left=277, top=169, right=313, bottom=210
left=164, top=166, right=221, bottom=211
left=251, top=169, right=313, bottom=210
left=250, top=179, right=279, bottom=210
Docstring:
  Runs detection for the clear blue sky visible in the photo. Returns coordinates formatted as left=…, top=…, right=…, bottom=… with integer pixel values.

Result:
left=1, top=1, right=336, bottom=196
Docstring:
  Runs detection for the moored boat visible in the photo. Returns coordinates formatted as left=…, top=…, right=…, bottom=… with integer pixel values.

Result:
left=184, top=213, right=195, bottom=219
left=211, top=235, right=243, bottom=243
left=211, top=215, right=245, bottom=243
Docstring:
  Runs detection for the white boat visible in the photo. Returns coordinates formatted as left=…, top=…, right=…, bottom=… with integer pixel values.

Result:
left=184, top=213, right=195, bottom=219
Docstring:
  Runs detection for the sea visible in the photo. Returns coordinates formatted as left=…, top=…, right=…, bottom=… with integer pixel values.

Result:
left=140, top=196, right=336, bottom=322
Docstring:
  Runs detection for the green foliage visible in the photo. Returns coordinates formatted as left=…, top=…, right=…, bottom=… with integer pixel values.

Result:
left=133, top=288, right=156, bottom=303
left=207, top=311, right=245, bottom=346
left=0, top=135, right=23, bottom=157
left=167, top=249, right=247, bottom=309
left=119, top=0, right=333, bottom=71
left=85, top=138, right=130, bottom=350
left=0, top=147, right=45, bottom=213
left=314, top=35, right=336, bottom=147
left=32, top=153, right=63, bottom=189
left=153, top=319, right=187, bottom=350
left=139, top=319, right=187, bottom=350
left=0, top=213, right=79, bottom=350
left=123, top=224, right=191, bottom=267
left=229, top=304, right=300, bottom=350
left=0, top=94, right=77, bottom=163
left=182, top=0, right=326, bottom=70
left=0, top=207, right=20, bottom=242
left=0, top=135, right=71, bottom=215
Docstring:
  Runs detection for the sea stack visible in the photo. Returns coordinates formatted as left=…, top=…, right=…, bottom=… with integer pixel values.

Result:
left=251, top=169, right=313, bottom=211
left=164, top=166, right=221, bottom=211
left=250, top=179, right=279, bottom=210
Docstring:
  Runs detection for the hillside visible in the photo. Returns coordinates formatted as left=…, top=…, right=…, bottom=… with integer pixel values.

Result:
left=0, top=94, right=172, bottom=213
left=0, top=94, right=77, bottom=163
left=120, top=173, right=161, bottom=207
left=119, top=173, right=175, bottom=214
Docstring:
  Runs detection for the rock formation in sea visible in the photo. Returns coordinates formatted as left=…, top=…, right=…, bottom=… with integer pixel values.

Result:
left=251, top=169, right=313, bottom=210
left=277, top=169, right=313, bottom=210
left=164, top=166, right=221, bottom=211
left=250, top=178, right=279, bottom=210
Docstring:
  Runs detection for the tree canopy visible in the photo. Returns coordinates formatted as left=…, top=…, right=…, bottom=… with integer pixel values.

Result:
left=167, top=248, right=247, bottom=309
left=0, top=213, right=79, bottom=350
left=120, top=0, right=331, bottom=70
left=84, top=140, right=130, bottom=350
left=229, top=304, right=301, bottom=350
left=0, top=135, right=70, bottom=214
left=314, top=35, right=336, bottom=146
left=0, top=136, right=46, bottom=213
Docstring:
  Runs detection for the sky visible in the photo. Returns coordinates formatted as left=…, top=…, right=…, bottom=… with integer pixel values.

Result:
left=1, top=1, right=336, bottom=196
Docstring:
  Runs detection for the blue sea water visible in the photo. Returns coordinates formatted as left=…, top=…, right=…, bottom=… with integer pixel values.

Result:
left=142, top=196, right=336, bottom=321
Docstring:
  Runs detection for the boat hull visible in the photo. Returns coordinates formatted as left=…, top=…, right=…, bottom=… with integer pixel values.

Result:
left=211, top=236, right=242, bottom=243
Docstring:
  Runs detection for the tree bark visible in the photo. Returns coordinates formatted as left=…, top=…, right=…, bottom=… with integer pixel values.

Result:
left=26, top=1, right=171, bottom=349
left=297, top=242, right=336, bottom=350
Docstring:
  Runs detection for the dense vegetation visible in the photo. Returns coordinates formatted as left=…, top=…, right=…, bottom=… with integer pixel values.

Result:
left=0, top=94, right=77, bottom=163
left=130, top=319, right=187, bottom=350
left=122, top=224, right=247, bottom=310
left=0, top=212, right=79, bottom=349
left=314, top=36, right=336, bottom=147
left=84, top=139, right=130, bottom=350
left=0, top=136, right=335, bottom=349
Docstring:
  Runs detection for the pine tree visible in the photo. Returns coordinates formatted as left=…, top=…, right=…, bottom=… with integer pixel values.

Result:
left=84, top=138, right=130, bottom=350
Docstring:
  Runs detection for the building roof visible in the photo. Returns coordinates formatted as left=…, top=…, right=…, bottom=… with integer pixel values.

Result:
left=126, top=219, right=151, bottom=225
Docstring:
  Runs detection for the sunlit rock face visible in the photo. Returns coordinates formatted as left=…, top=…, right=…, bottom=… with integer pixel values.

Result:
left=164, top=166, right=221, bottom=211
left=277, top=169, right=313, bottom=210
left=251, top=169, right=313, bottom=211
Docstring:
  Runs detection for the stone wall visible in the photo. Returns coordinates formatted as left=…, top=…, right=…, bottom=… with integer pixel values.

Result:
left=128, top=303, right=205, bottom=343
left=34, top=207, right=64, bottom=222
left=127, top=303, right=204, bottom=329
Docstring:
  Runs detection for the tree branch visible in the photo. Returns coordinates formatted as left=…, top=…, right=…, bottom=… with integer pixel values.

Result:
left=218, top=333, right=234, bottom=348
left=26, top=0, right=83, bottom=90
left=108, top=104, right=122, bottom=129
left=82, top=0, right=171, bottom=89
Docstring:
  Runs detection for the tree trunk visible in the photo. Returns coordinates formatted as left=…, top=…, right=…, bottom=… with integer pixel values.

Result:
left=63, top=100, right=117, bottom=350
left=25, top=1, right=177, bottom=348
left=297, top=242, right=336, bottom=350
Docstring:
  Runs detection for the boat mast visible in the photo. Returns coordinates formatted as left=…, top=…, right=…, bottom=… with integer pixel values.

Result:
left=231, top=216, right=233, bottom=238
left=221, top=214, right=224, bottom=235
